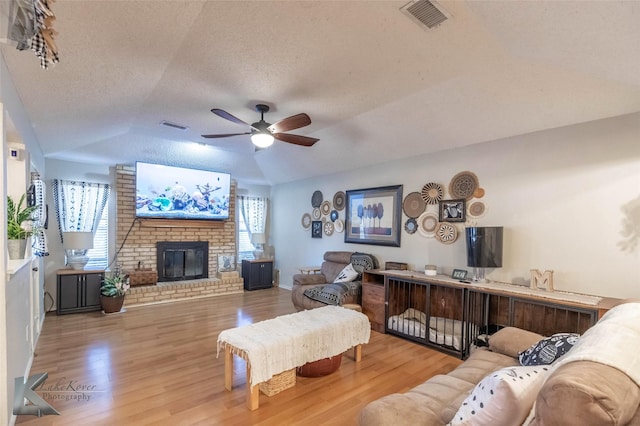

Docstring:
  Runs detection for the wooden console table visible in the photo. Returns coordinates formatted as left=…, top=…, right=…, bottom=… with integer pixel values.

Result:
left=217, top=306, right=370, bottom=410
left=362, top=269, right=621, bottom=359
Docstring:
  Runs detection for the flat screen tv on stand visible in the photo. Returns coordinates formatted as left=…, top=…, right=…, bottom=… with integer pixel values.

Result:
left=135, top=162, right=231, bottom=221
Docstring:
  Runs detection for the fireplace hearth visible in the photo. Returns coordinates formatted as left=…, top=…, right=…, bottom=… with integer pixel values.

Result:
left=157, top=241, right=208, bottom=282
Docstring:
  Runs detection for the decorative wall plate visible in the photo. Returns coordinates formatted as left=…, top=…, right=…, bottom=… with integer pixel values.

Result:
left=404, top=218, right=418, bottom=234
left=449, top=171, right=479, bottom=200
left=334, top=219, right=344, bottom=233
left=333, top=191, right=346, bottom=211
left=320, top=200, right=331, bottom=216
left=403, top=192, right=427, bottom=218
left=421, top=182, right=444, bottom=205
left=473, top=187, right=485, bottom=198
left=436, top=222, right=458, bottom=244
left=468, top=201, right=486, bottom=218
left=323, top=221, right=334, bottom=236
left=417, top=212, right=438, bottom=238
left=312, top=208, right=321, bottom=220
left=330, top=210, right=339, bottom=222
left=301, top=213, right=312, bottom=229
left=311, top=190, right=323, bottom=208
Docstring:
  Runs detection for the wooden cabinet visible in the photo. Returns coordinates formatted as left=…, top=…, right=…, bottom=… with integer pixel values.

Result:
left=242, top=259, right=273, bottom=291
left=56, top=269, right=105, bottom=314
left=362, top=270, right=385, bottom=333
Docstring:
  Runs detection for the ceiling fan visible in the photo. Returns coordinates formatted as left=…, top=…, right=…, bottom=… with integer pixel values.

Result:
left=201, top=104, right=319, bottom=149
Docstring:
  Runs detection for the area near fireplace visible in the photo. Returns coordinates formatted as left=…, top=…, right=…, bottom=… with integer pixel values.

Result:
left=114, top=165, right=243, bottom=305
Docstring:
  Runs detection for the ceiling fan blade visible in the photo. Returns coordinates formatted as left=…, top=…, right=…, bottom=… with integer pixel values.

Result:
left=211, top=109, right=251, bottom=126
left=201, top=132, right=252, bottom=139
left=267, top=113, right=311, bottom=134
left=274, top=133, right=319, bottom=147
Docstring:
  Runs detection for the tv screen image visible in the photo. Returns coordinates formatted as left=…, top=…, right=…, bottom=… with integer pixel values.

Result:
left=135, top=162, right=231, bottom=220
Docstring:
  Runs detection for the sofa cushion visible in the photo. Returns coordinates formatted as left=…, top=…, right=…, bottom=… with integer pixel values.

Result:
left=488, top=327, right=544, bottom=359
left=518, top=333, right=579, bottom=366
left=533, top=361, right=640, bottom=426
left=448, top=348, right=519, bottom=386
left=449, top=365, right=550, bottom=426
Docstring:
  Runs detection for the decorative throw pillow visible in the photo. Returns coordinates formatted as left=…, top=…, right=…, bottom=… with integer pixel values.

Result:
left=217, top=254, right=236, bottom=272
left=518, top=333, right=580, bottom=366
left=334, top=263, right=358, bottom=283
left=448, top=365, right=550, bottom=426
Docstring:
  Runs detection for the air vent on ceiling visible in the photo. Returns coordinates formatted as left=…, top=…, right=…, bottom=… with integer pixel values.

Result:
left=400, top=0, right=450, bottom=30
left=160, top=120, right=188, bottom=130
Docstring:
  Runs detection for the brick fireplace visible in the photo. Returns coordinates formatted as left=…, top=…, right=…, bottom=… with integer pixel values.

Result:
left=115, top=165, right=243, bottom=306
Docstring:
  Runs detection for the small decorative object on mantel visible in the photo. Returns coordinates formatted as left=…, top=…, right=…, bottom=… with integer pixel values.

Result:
left=100, top=271, right=130, bottom=314
left=530, top=269, right=554, bottom=292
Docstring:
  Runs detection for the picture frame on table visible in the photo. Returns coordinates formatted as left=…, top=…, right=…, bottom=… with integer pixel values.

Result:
left=439, top=199, right=466, bottom=223
left=344, top=185, right=403, bottom=247
left=451, top=269, right=468, bottom=280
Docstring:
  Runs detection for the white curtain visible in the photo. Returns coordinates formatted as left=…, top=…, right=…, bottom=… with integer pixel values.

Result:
left=238, top=195, right=268, bottom=241
left=31, top=177, right=49, bottom=256
left=52, top=179, right=110, bottom=243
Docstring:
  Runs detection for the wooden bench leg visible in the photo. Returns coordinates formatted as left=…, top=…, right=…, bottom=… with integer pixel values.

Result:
left=224, top=346, right=233, bottom=391
left=246, top=363, right=259, bottom=410
left=354, top=344, right=362, bottom=362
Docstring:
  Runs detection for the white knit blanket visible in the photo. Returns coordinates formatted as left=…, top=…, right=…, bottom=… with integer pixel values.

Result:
left=552, top=302, right=640, bottom=386
left=217, top=305, right=371, bottom=385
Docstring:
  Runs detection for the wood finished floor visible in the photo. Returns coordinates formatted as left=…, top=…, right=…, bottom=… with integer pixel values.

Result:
left=16, top=288, right=462, bottom=426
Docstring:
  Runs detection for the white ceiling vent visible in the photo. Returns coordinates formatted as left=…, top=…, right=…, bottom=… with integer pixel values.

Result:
left=401, top=0, right=450, bottom=30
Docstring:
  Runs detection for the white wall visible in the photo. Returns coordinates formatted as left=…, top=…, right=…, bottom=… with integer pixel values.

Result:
left=271, top=112, right=640, bottom=300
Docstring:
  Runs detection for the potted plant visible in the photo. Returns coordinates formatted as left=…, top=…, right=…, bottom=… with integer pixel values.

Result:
left=7, top=194, right=38, bottom=259
left=100, top=271, right=130, bottom=314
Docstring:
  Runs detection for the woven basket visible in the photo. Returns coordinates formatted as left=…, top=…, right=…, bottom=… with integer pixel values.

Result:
left=258, top=369, right=296, bottom=397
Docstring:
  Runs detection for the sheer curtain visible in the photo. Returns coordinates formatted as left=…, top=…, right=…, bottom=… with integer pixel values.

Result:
left=238, top=195, right=268, bottom=242
left=52, top=179, right=110, bottom=243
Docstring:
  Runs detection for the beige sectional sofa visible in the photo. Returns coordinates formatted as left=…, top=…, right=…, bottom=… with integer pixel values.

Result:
left=359, top=301, right=640, bottom=426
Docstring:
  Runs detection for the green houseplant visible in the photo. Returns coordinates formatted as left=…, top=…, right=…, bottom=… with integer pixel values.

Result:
left=7, top=194, right=38, bottom=259
left=100, top=271, right=130, bottom=314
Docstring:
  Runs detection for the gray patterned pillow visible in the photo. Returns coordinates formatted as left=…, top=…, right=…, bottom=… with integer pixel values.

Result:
left=303, top=283, right=351, bottom=305
left=518, top=333, right=580, bottom=366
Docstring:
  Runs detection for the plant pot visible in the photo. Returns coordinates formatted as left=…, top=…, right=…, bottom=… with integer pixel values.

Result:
left=7, top=239, right=27, bottom=260
left=101, top=295, right=125, bottom=314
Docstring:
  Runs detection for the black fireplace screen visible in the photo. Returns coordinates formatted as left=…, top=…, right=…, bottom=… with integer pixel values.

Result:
left=156, top=241, right=208, bottom=282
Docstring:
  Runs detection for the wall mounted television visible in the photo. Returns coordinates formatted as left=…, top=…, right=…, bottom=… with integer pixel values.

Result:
left=135, top=162, right=231, bottom=221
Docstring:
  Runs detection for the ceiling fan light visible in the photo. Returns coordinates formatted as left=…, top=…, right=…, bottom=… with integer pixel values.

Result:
left=251, top=132, right=275, bottom=148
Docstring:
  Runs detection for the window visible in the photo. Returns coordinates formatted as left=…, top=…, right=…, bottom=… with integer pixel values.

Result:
left=238, top=213, right=255, bottom=260
left=85, top=207, right=108, bottom=269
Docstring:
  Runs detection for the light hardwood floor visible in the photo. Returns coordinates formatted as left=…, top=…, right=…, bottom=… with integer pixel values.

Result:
left=16, top=287, right=462, bottom=425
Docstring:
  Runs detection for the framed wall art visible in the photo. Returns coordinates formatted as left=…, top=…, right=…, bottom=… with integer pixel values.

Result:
left=439, top=199, right=466, bottom=223
left=344, top=185, right=403, bottom=247
left=311, top=220, right=323, bottom=238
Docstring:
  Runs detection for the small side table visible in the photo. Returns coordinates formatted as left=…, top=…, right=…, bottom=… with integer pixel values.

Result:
left=299, top=266, right=321, bottom=274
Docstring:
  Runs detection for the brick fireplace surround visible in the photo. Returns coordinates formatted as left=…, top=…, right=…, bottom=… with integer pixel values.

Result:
left=115, top=165, right=243, bottom=307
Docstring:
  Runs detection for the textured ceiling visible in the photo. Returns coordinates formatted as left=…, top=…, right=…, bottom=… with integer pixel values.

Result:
left=2, top=0, right=639, bottom=185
